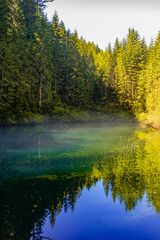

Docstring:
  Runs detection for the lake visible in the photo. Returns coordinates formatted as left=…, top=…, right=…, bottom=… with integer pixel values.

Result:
left=0, top=120, right=160, bottom=240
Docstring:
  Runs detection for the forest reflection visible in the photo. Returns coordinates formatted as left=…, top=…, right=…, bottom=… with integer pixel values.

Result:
left=1, top=127, right=160, bottom=240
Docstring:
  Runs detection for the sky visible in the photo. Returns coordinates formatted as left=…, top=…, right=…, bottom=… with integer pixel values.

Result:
left=45, top=0, right=160, bottom=50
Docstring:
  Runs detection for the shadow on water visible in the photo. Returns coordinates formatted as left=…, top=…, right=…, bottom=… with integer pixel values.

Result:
left=0, top=121, right=160, bottom=239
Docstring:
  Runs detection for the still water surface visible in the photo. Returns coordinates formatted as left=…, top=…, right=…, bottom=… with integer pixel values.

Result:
left=0, top=121, right=160, bottom=239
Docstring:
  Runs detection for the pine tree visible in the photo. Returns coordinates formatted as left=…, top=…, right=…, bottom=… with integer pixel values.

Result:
left=0, top=0, right=29, bottom=120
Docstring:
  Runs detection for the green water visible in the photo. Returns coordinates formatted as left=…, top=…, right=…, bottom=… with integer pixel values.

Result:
left=0, top=121, right=160, bottom=240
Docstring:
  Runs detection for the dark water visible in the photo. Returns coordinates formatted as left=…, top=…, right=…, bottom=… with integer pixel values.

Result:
left=0, top=121, right=160, bottom=240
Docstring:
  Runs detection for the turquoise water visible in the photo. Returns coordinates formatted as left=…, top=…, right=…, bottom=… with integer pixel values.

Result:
left=0, top=121, right=160, bottom=240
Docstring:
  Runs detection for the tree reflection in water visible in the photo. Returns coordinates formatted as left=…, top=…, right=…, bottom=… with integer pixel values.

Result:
left=1, top=126, right=160, bottom=239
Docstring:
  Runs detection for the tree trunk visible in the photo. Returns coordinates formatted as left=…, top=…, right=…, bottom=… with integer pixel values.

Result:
left=66, top=54, right=69, bottom=102
left=0, top=60, right=4, bottom=100
left=39, top=70, right=43, bottom=111
left=39, top=43, right=44, bottom=112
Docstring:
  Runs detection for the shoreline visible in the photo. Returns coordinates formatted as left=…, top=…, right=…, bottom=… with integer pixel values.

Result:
left=0, top=110, right=136, bottom=127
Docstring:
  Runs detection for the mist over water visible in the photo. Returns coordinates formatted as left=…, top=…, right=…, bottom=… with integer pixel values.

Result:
left=0, top=120, right=137, bottom=181
left=1, top=120, right=160, bottom=240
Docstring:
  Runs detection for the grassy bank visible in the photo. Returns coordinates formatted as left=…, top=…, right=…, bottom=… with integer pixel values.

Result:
left=0, top=107, right=134, bottom=126
left=138, top=110, right=160, bottom=129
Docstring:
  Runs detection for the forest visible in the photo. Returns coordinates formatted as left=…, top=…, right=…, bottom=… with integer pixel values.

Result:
left=1, top=0, right=160, bottom=126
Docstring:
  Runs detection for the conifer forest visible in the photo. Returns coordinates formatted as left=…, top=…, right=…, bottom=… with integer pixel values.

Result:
left=1, top=0, right=160, bottom=126
left=2, top=2, right=160, bottom=239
